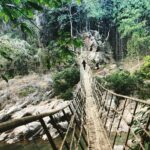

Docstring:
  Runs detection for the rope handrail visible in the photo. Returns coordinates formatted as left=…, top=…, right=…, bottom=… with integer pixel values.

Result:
left=0, top=103, right=70, bottom=132
left=95, top=79, right=150, bottom=105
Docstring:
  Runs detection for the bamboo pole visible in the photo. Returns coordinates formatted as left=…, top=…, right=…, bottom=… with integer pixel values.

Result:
left=0, top=103, right=70, bottom=132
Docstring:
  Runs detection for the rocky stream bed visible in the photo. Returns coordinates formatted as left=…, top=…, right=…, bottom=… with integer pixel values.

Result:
left=0, top=73, right=70, bottom=145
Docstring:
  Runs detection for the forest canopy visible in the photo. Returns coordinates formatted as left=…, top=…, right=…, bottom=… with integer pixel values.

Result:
left=0, top=0, right=150, bottom=73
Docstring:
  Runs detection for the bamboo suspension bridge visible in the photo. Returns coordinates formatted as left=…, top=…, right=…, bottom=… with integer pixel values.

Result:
left=0, top=63, right=150, bottom=150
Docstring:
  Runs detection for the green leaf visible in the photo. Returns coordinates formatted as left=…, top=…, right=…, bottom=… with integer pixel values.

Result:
left=0, top=51, right=13, bottom=61
left=20, top=23, right=32, bottom=35
left=15, top=0, right=21, bottom=4
left=2, top=7, right=14, bottom=21
left=26, top=1, right=43, bottom=11
left=76, top=0, right=81, bottom=5
left=4, top=15, right=9, bottom=23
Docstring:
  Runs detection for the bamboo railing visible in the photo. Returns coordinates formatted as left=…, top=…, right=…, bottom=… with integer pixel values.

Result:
left=92, top=78, right=150, bottom=150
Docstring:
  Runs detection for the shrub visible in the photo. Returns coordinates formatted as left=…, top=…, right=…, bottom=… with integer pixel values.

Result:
left=53, top=67, right=80, bottom=100
left=132, top=56, right=150, bottom=100
left=136, top=56, right=150, bottom=79
left=60, top=88, right=73, bottom=100
left=104, top=70, right=142, bottom=95
left=138, top=83, right=150, bottom=99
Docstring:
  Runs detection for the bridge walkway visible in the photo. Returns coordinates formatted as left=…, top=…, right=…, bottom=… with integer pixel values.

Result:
left=81, top=65, right=112, bottom=150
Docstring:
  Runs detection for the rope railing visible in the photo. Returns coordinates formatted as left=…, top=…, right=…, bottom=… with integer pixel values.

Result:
left=0, top=88, right=88, bottom=150
left=92, top=78, right=150, bottom=150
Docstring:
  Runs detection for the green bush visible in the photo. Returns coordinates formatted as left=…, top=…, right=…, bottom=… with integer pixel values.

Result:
left=138, top=83, right=150, bottom=99
left=135, top=56, right=150, bottom=79
left=105, top=70, right=142, bottom=95
left=130, top=56, right=150, bottom=100
left=60, top=88, right=73, bottom=100
left=53, top=67, right=80, bottom=100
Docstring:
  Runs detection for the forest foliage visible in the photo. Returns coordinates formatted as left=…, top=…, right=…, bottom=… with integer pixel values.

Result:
left=0, top=0, right=150, bottom=60
left=99, top=56, right=150, bottom=100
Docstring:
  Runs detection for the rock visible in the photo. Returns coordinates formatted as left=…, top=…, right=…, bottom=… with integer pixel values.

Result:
left=98, top=68, right=110, bottom=77
left=82, top=30, right=113, bottom=68
left=42, top=134, right=47, bottom=141
left=0, top=114, right=11, bottom=123
left=55, top=101, right=70, bottom=110
left=11, top=108, right=34, bottom=119
left=43, top=117, right=50, bottom=124
left=49, top=128, right=59, bottom=139
left=110, top=64, right=117, bottom=70
left=119, top=120, right=129, bottom=132
left=42, top=74, right=53, bottom=84
left=42, top=125, right=59, bottom=140
left=42, top=90, right=54, bottom=100
left=20, top=99, right=32, bottom=108
left=0, top=92, right=11, bottom=108
left=27, top=122, right=41, bottom=132
left=0, top=93, right=6, bottom=103
left=6, top=138, right=19, bottom=144
left=7, top=105, right=22, bottom=114
left=105, top=94, right=116, bottom=109
left=144, top=80, right=150, bottom=84
left=12, top=126, right=29, bottom=136
left=127, top=139, right=135, bottom=147
left=0, top=133, right=8, bottom=141
left=9, top=122, right=41, bottom=141
left=58, top=121, right=68, bottom=130
left=114, top=145, right=124, bottom=150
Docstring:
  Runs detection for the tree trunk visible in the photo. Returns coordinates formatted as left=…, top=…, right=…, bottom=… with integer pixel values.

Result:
left=115, top=28, right=118, bottom=60
left=69, top=5, right=73, bottom=38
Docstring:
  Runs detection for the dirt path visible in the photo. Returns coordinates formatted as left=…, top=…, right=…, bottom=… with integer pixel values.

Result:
left=80, top=63, right=112, bottom=150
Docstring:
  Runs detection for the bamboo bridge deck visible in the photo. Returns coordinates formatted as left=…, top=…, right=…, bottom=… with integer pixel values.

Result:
left=82, top=65, right=111, bottom=150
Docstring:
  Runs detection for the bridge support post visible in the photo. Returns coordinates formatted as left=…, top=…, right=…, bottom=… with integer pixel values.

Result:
left=100, top=91, right=108, bottom=118
left=124, top=102, right=138, bottom=150
left=39, top=118, right=57, bottom=150
left=112, top=98, right=128, bottom=148
left=104, top=94, right=114, bottom=127
left=49, top=115, right=70, bottom=150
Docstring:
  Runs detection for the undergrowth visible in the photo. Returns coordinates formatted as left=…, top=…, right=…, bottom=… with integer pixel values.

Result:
left=53, top=67, right=80, bottom=100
